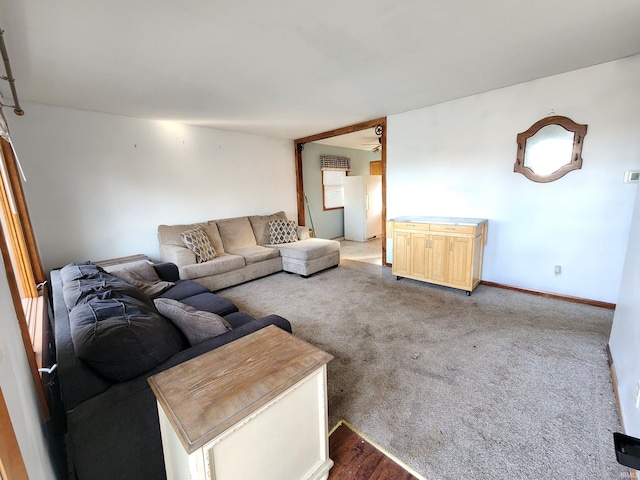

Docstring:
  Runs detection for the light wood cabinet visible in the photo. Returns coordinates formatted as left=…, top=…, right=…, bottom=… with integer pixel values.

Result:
left=392, top=229, right=411, bottom=277
left=391, top=217, right=488, bottom=295
left=148, top=326, right=334, bottom=480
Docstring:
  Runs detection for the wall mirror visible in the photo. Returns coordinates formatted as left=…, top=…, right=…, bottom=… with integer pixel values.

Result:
left=514, top=115, right=588, bottom=183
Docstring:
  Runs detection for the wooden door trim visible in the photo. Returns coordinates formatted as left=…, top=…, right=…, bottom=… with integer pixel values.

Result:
left=0, top=387, right=29, bottom=480
left=294, top=117, right=388, bottom=265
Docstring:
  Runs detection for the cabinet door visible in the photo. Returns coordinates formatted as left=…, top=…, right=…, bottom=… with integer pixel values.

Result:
left=429, top=235, right=448, bottom=283
left=448, top=236, right=473, bottom=288
left=410, top=233, right=428, bottom=279
left=392, top=231, right=411, bottom=276
left=471, top=233, right=484, bottom=287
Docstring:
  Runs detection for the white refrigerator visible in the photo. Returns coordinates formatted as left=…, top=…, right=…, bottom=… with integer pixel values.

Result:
left=343, top=175, right=382, bottom=242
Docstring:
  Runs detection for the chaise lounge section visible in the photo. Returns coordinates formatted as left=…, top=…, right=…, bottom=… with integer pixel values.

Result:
left=158, top=211, right=340, bottom=290
left=273, top=236, right=343, bottom=276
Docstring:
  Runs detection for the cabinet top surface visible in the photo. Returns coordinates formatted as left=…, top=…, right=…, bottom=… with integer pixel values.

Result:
left=147, top=325, right=333, bottom=453
left=391, top=216, right=487, bottom=226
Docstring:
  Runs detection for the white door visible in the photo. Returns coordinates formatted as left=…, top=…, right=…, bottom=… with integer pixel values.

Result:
left=365, top=175, right=382, bottom=239
left=344, top=176, right=365, bottom=241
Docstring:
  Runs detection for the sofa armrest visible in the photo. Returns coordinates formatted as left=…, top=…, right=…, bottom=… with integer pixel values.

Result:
left=159, top=244, right=196, bottom=268
left=253, top=315, right=293, bottom=334
left=153, top=262, right=180, bottom=282
left=165, top=315, right=292, bottom=368
left=297, top=226, right=311, bottom=240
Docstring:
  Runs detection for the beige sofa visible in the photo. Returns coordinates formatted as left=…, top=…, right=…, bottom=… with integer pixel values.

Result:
left=157, top=212, right=340, bottom=291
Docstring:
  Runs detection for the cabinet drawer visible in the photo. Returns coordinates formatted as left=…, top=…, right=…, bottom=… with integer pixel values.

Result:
left=393, top=222, right=430, bottom=231
left=429, top=224, right=476, bottom=234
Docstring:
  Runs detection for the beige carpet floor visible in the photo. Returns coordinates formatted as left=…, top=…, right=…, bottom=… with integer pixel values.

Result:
left=219, top=259, right=625, bottom=479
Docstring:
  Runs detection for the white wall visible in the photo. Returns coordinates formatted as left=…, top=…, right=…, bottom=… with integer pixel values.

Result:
left=7, top=103, right=298, bottom=273
left=387, top=55, right=640, bottom=303
left=609, top=183, right=640, bottom=438
left=0, top=261, right=55, bottom=479
left=302, top=142, right=379, bottom=239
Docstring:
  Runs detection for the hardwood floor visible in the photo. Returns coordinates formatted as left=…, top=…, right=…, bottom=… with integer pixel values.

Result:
left=328, top=421, right=425, bottom=480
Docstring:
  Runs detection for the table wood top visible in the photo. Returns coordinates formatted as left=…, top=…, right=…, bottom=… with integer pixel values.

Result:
left=391, top=216, right=487, bottom=226
left=148, top=325, right=333, bottom=453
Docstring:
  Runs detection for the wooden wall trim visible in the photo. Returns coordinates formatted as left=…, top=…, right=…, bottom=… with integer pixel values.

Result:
left=0, top=220, right=50, bottom=419
left=607, top=344, right=624, bottom=431
left=0, top=387, right=29, bottom=480
left=294, top=143, right=305, bottom=227
left=294, top=117, right=387, bottom=247
left=606, top=345, right=639, bottom=480
left=295, top=117, right=387, bottom=145
left=0, top=139, right=45, bottom=283
left=1, top=137, right=52, bottom=419
left=480, top=280, right=616, bottom=309
left=380, top=118, right=387, bottom=266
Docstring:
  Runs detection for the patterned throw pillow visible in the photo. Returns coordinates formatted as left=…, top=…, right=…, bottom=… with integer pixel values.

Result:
left=269, top=219, right=298, bottom=244
left=179, top=227, right=216, bottom=263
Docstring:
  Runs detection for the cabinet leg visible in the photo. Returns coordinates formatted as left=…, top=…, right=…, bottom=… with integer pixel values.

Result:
left=396, top=276, right=400, bottom=281
left=466, top=290, right=471, bottom=296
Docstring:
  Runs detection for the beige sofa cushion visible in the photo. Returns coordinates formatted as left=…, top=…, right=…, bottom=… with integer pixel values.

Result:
left=269, top=238, right=340, bottom=261
left=158, top=223, right=198, bottom=246
left=181, top=253, right=245, bottom=279
left=217, top=217, right=257, bottom=251
left=201, top=222, right=225, bottom=254
left=228, top=246, right=281, bottom=265
left=158, top=222, right=225, bottom=254
left=248, top=211, right=287, bottom=245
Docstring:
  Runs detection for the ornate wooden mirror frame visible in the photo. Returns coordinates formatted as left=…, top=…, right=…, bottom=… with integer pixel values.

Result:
left=514, top=115, right=588, bottom=183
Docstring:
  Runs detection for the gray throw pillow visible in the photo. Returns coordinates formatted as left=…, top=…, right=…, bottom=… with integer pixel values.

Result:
left=109, top=262, right=174, bottom=298
left=108, top=260, right=160, bottom=281
left=153, top=298, right=232, bottom=346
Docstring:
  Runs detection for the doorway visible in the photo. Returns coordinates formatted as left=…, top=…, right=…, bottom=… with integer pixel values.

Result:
left=294, top=117, right=388, bottom=266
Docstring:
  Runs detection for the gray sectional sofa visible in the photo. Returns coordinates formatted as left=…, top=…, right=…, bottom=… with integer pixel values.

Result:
left=52, top=260, right=291, bottom=480
left=157, top=211, right=341, bottom=291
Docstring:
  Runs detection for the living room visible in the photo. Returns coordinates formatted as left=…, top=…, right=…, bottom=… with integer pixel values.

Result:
left=1, top=1, right=639, bottom=479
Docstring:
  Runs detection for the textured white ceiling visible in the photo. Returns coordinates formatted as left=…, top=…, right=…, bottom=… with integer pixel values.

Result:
left=1, top=0, right=639, bottom=140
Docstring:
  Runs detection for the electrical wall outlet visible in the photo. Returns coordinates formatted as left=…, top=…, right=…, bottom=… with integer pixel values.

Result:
left=555, top=265, right=562, bottom=276
left=635, top=380, right=640, bottom=409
